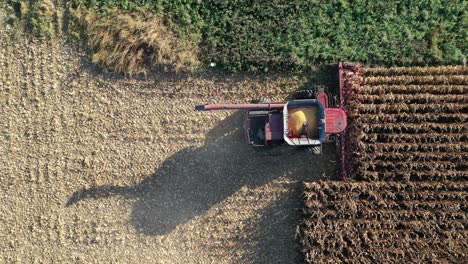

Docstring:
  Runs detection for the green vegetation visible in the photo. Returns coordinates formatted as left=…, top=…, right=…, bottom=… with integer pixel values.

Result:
left=68, top=0, right=204, bottom=73
left=4, top=0, right=466, bottom=72
left=70, top=0, right=467, bottom=72
left=73, top=9, right=200, bottom=74
left=26, top=0, right=57, bottom=38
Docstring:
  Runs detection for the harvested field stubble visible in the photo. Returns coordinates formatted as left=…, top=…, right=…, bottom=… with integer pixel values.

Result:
left=0, top=29, right=340, bottom=263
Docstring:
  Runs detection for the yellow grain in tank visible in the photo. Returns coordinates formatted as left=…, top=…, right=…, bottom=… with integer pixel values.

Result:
left=288, top=107, right=319, bottom=137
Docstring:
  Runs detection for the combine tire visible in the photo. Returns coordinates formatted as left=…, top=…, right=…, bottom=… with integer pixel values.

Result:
left=292, top=85, right=339, bottom=107
left=292, top=90, right=315, bottom=99
left=305, top=145, right=322, bottom=155
left=292, top=85, right=327, bottom=99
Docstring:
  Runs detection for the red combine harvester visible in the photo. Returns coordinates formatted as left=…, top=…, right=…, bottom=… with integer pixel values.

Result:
left=196, top=63, right=362, bottom=178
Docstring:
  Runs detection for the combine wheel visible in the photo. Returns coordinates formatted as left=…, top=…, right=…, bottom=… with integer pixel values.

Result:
left=292, top=85, right=327, bottom=99
left=293, top=85, right=339, bottom=107
left=305, top=145, right=322, bottom=155
left=329, top=95, right=338, bottom=108
left=293, top=90, right=315, bottom=99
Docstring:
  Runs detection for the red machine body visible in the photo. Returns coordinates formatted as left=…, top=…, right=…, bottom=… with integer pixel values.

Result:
left=197, top=93, right=347, bottom=136
left=325, top=108, right=347, bottom=134
left=338, top=62, right=363, bottom=179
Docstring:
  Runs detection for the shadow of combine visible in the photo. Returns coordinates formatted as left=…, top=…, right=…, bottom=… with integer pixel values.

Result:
left=67, top=104, right=338, bottom=238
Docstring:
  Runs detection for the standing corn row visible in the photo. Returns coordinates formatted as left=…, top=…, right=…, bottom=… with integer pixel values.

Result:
left=300, top=65, right=468, bottom=263
left=349, top=65, right=468, bottom=181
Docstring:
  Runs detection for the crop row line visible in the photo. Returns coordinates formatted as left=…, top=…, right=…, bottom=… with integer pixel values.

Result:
left=353, top=103, right=467, bottom=114
left=364, top=75, right=467, bottom=85
left=356, top=85, right=467, bottom=95
left=362, top=66, right=468, bottom=77
left=353, top=113, right=467, bottom=124
left=355, top=93, right=467, bottom=104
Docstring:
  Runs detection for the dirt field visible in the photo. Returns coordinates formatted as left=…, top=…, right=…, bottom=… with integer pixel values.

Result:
left=0, top=28, right=340, bottom=263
